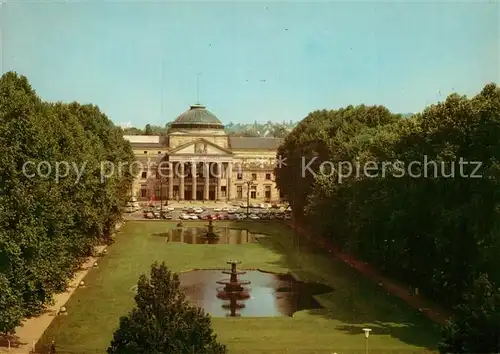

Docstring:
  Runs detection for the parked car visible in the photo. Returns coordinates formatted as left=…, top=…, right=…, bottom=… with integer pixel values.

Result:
left=180, top=213, right=190, bottom=220
left=194, top=208, right=204, bottom=214
left=165, top=206, right=174, bottom=212
left=160, top=211, right=172, bottom=219
left=189, top=214, right=198, bottom=220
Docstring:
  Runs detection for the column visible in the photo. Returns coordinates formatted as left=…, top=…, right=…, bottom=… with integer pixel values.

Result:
left=192, top=163, right=197, bottom=200
left=216, top=162, right=222, bottom=201
left=168, top=162, right=173, bottom=201
left=179, top=162, right=185, bottom=200
left=204, top=163, right=209, bottom=200
left=227, top=162, right=232, bottom=201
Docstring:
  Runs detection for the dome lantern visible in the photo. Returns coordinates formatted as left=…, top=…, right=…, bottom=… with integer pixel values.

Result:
left=170, top=104, right=224, bottom=130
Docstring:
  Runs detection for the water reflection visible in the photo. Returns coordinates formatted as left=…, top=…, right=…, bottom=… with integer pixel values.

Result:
left=179, top=270, right=334, bottom=317
left=153, top=227, right=264, bottom=245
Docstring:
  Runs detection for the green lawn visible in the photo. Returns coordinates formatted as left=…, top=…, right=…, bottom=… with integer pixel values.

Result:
left=37, top=221, right=440, bottom=353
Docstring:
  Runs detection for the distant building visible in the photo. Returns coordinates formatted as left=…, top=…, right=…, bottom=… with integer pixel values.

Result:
left=124, top=104, right=283, bottom=202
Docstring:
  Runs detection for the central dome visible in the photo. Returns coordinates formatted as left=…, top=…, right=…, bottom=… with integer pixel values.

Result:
left=170, top=104, right=224, bottom=129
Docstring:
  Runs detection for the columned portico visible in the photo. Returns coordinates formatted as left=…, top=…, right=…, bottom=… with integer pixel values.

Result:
left=179, top=162, right=185, bottom=200
left=168, top=154, right=234, bottom=201
left=191, top=163, right=197, bottom=200
left=216, top=162, right=222, bottom=201
left=204, top=163, right=210, bottom=200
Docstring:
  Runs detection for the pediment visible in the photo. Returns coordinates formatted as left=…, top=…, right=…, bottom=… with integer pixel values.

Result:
left=168, top=138, right=233, bottom=156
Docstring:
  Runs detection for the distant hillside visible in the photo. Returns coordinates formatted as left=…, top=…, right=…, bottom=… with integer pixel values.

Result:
left=122, top=121, right=297, bottom=138
left=122, top=114, right=414, bottom=137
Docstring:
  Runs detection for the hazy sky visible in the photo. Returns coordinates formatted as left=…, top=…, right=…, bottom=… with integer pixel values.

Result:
left=1, top=1, right=498, bottom=127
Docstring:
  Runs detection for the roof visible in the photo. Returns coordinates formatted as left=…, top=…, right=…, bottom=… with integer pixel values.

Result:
left=170, top=104, right=224, bottom=129
left=123, top=135, right=161, bottom=144
left=128, top=143, right=164, bottom=149
left=168, top=137, right=233, bottom=155
left=228, top=137, right=283, bottom=150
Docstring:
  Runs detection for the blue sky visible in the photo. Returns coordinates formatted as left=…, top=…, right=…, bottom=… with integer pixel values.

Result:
left=1, top=1, right=498, bottom=127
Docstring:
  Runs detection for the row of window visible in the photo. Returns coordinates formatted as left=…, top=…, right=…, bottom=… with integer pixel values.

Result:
left=236, top=173, right=272, bottom=180
left=139, top=171, right=273, bottom=180
left=236, top=185, right=272, bottom=199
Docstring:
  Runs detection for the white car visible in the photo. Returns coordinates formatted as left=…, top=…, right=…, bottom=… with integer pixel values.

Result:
left=213, top=207, right=222, bottom=212
left=165, top=206, right=174, bottom=212
left=222, top=207, right=229, bottom=212
left=180, top=214, right=190, bottom=220
left=194, top=208, right=204, bottom=214
left=259, top=203, right=266, bottom=209
left=249, top=214, right=260, bottom=220
left=189, top=214, right=198, bottom=220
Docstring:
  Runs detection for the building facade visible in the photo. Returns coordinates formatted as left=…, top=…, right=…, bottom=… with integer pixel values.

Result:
left=124, top=104, right=284, bottom=203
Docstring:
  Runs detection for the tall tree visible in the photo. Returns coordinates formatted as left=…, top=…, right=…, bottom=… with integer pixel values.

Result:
left=108, top=262, right=227, bottom=354
left=0, top=72, right=134, bottom=334
left=144, top=124, right=153, bottom=135
left=439, top=274, right=500, bottom=353
left=274, top=84, right=500, bottom=345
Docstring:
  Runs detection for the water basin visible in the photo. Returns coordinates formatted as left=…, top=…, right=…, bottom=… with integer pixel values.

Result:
left=179, top=270, right=334, bottom=317
left=152, top=227, right=265, bottom=245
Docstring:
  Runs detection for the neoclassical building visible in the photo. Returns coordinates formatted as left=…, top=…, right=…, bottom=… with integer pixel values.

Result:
left=124, top=104, right=284, bottom=203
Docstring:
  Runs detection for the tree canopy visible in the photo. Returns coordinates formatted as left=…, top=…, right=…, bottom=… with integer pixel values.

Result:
left=0, top=72, right=134, bottom=334
left=108, top=262, right=227, bottom=354
left=274, top=84, right=500, bottom=352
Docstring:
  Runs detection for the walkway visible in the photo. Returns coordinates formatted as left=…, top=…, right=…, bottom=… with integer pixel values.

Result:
left=287, top=222, right=450, bottom=324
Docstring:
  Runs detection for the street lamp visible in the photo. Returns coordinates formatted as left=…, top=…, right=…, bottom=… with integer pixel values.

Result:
left=363, top=328, right=372, bottom=354
left=159, top=179, right=163, bottom=213
left=244, top=180, right=253, bottom=219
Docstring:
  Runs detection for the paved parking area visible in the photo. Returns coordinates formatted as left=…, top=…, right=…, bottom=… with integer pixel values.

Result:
left=123, top=204, right=291, bottom=221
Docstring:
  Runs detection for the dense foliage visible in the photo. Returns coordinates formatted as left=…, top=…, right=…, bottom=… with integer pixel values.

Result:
left=108, top=262, right=227, bottom=354
left=0, top=72, right=134, bottom=334
left=438, top=274, right=500, bottom=353
left=275, top=84, right=500, bottom=352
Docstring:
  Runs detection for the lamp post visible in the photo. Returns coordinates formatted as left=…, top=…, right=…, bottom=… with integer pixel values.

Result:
left=244, top=180, right=253, bottom=219
left=159, top=179, right=163, bottom=213
left=165, top=179, right=169, bottom=206
left=363, top=328, right=371, bottom=354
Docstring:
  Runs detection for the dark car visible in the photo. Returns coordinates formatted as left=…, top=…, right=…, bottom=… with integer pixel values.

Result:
left=160, top=211, right=172, bottom=219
